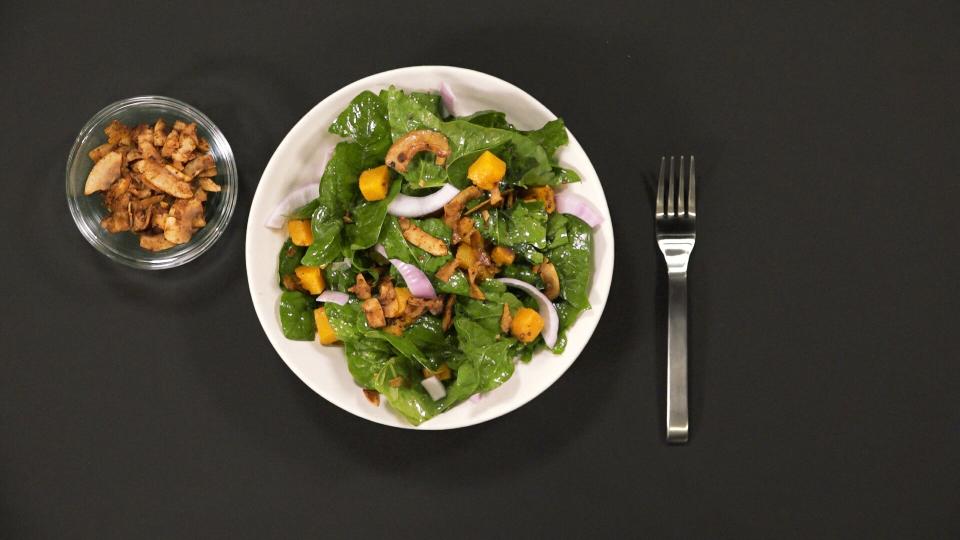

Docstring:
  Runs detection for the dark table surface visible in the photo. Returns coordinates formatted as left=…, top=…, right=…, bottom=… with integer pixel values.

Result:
left=3, top=1, right=959, bottom=537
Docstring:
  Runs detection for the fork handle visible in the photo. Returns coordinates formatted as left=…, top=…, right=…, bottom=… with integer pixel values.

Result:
left=666, top=272, right=689, bottom=443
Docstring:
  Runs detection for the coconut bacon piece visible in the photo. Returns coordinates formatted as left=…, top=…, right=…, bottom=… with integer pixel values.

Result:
left=398, top=217, right=448, bottom=256
left=132, top=159, right=193, bottom=199
left=83, top=150, right=123, bottom=194
left=385, top=130, right=451, bottom=173
left=362, top=298, right=386, bottom=328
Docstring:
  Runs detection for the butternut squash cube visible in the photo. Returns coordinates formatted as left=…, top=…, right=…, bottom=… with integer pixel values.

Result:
left=294, top=266, right=325, bottom=294
left=287, top=219, right=313, bottom=246
left=491, top=246, right=515, bottom=266
left=314, top=307, right=339, bottom=345
left=467, top=150, right=506, bottom=191
left=395, top=287, right=412, bottom=313
left=455, top=244, right=477, bottom=270
left=359, top=165, right=391, bottom=201
left=510, top=307, right=544, bottom=343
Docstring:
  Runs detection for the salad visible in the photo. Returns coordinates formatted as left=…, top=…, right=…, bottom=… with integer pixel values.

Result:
left=269, top=84, right=602, bottom=425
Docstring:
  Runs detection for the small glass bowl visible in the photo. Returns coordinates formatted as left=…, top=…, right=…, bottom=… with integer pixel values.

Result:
left=66, top=96, right=238, bottom=270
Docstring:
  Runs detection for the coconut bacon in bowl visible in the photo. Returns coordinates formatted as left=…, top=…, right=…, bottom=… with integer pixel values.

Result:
left=268, top=84, right=604, bottom=425
left=83, top=118, right=221, bottom=251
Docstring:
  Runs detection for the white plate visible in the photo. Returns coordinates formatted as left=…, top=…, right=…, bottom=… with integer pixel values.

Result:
left=246, top=66, right=614, bottom=429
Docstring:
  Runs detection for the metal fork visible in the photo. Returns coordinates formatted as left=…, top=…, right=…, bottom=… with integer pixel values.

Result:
left=656, top=156, right=696, bottom=443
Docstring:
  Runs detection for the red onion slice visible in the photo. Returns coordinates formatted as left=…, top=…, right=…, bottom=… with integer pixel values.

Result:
left=316, top=291, right=349, bottom=305
left=387, top=184, right=460, bottom=217
left=555, top=191, right=603, bottom=228
left=373, top=244, right=437, bottom=298
left=439, top=82, right=457, bottom=116
left=421, top=376, right=447, bottom=401
left=264, top=182, right=320, bottom=229
left=497, top=278, right=559, bottom=348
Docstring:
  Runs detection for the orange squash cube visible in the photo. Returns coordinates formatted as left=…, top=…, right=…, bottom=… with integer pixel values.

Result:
left=510, top=307, right=544, bottom=343
left=395, top=287, right=412, bottom=313
left=467, top=150, right=506, bottom=191
left=314, top=307, right=339, bottom=345
left=359, top=165, right=391, bottom=201
left=491, top=246, right=515, bottom=266
left=287, top=219, right=313, bottom=246
left=294, top=266, right=325, bottom=295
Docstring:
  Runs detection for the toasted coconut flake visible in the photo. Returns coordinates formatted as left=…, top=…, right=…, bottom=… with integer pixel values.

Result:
left=442, top=294, right=456, bottom=331
left=139, top=233, right=176, bottom=252
left=184, top=154, right=215, bottom=178
left=160, top=129, right=180, bottom=157
left=162, top=197, right=204, bottom=244
left=434, top=259, right=459, bottom=282
left=362, top=389, right=380, bottom=406
left=133, top=159, right=193, bottom=199
left=197, top=136, right=211, bottom=153
left=152, top=118, right=167, bottom=147
left=467, top=267, right=485, bottom=300
left=362, top=298, right=386, bottom=328
left=104, top=120, right=131, bottom=146
left=539, top=260, right=561, bottom=300
left=500, top=303, right=513, bottom=334
left=489, top=185, right=503, bottom=207
left=379, top=279, right=401, bottom=318
left=385, top=130, right=451, bottom=173
left=348, top=274, right=372, bottom=300
left=398, top=217, right=448, bottom=256
left=443, top=186, right=482, bottom=230
left=88, top=142, right=116, bottom=162
left=198, top=166, right=218, bottom=178
left=83, top=150, right=122, bottom=195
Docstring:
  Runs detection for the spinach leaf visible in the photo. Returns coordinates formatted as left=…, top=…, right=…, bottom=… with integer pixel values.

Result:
left=476, top=201, right=548, bottom=250
left=546, top=214, right=593, bottom=311
left=383, top=86, right=442, bottom=140
left=457, top=291, right=522, bottom=335
left=279, top=291, right=316, bottom=341
left=329, top=90, right=391, bottom=160
left=436, top=270, right=470, bottom=296
left=501, top=264, right=544, bottom=288
left=522, top=119, right=568, bottom=157
left=442, top=360, right=480, bottom=404
left=554, top=167, right=581, bottom=184
left=460, top=110, right=514, bottom=129
left=300, top=219, right=343, bottom=267
left=345, top=338, right=392, bottom=388
left=404, top=316, right=458, bottom=362
left=324, top=300, right=368, bottom=342
left=454, top=318, right=516, bottom=392
left=401, top=156, right=448, bottom=189
left=408, top=91, right=442, bottom=117
left=367, top=330, right=434, bottom=370
left=324, top=261, right=357, bottom=292
left=379, top=215, right=454, bottom=274
left=318, top=142, right=364, bottom=220
left=346, top=180, right=400, bottom=250
left=278, top=238, right=306, bottom=290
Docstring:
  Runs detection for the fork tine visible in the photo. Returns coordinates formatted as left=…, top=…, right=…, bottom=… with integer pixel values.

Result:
left=688, top=156, right=696, bottom=216
left=666, top=156, right=675, bottom=216
left=678, top=156, right=686, bottom=215
left=656, top=156, right=665, bottom=217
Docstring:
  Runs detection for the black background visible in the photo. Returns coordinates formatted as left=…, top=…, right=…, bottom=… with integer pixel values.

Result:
left=2, top=1, right=958, bottom=537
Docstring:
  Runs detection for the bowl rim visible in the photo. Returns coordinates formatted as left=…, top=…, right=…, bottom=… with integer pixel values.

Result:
left=65, top=95, right=238, bottom=270
left=245, top=65, right=615, bottom=429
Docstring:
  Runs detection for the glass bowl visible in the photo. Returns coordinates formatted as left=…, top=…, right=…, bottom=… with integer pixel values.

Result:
left=66, top=96, right=238, bottom=270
